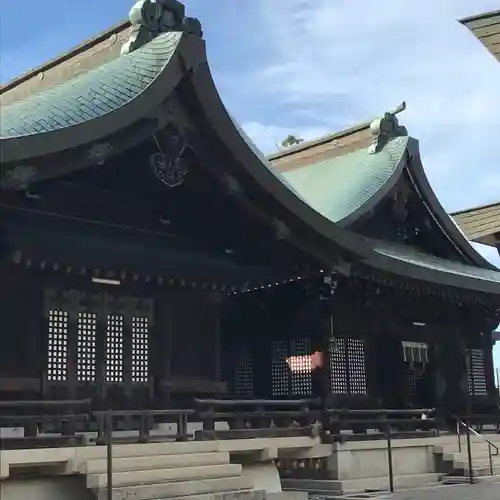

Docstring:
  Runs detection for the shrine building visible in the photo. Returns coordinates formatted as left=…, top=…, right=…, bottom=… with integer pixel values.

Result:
left=1, top=0, right=500, bottom=423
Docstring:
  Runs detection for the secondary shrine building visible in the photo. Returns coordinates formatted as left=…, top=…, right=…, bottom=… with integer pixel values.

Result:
left=1, top=0, right=500, bottom=420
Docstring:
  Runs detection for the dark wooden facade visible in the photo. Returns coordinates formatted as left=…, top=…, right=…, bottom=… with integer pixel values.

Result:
left=1, top=1, right=500, bottom=426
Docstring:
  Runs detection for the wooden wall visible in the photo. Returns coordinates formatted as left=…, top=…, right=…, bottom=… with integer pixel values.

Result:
left=0, top=266, right=43, bottom=378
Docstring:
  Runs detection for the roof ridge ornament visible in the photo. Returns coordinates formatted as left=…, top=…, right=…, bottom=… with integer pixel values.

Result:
left=121, top=0, right=203, bottom=55
left=368, top=101, right=408, bottom=155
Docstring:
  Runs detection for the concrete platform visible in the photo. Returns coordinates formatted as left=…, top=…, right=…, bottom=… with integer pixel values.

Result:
left=283, top=473, right=443, bottom=496
left=80, top=451, right=231, bottom=474
left=87, top=463, right=243, bottom=489
left=0, top=435, right=322, bottom=479
left=93, top=476, right=258, bottom=500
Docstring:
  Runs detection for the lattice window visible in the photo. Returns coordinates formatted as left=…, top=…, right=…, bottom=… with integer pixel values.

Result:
left=271, top=340, right=290, bottom=397
left=329, top=337, right=348, bottom=394
left=406, top=366, right=424, bottom=398
left=234, top=346, right=253, bottom=397
left=47, top=309, right=69, bottom=382
left=131, top=316, right=149, bottom=384
left=467, top=348, right=487, bottom=396
left=77, top=312, right=97, bottom=383
left=105, top=314, right=124, bottom=383
left=347, top=338, right=367, bottom=395
left=291, top=338, right=312, bottom=396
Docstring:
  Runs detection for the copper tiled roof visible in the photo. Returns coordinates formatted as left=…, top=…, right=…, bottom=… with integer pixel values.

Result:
left=460, top=10, right=500, bottom=63
left=451, top=202, right=500, bottom=246
left=0, top=21, right=131, bottom=106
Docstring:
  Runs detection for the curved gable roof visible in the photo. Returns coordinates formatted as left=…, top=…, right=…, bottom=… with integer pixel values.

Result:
left=0, top=32, right=204, bottom=163
left=404, top=140, right=497, bottom=271
left=281, top=135, right=409, bottom=226
left=1, top=25, right=500, bottom=295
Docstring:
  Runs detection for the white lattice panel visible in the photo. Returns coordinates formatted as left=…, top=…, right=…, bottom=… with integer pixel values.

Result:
left=77, top=311, right=97, bottom=382
left=47, top=309, right=69, bottom=382
left=235, top=347, right=253, bottom=397
left=468, top=348, right=487, bottom=396
left=132, top=316, right=149, bottom=384
left=105, top=314, right=124, bottom=383
left=291, top=338, right=312, bottom=396
left=271, top=340, right=289, bottom=397
left=329, top=337, right=348, bottom=394
left=347, top=338, right=367, bottom=395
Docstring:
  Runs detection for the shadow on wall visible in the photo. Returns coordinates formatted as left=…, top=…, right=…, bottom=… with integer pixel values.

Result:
left=0, top=477, right=93, bottom=500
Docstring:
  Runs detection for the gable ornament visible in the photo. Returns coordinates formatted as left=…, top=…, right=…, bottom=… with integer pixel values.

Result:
left=122, top=0, right=202, bottom=54
left=368, top=101, right=408, bottom=155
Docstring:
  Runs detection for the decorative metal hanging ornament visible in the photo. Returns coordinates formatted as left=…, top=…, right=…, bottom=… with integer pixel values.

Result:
left=150, top=131, right=192, bottom=187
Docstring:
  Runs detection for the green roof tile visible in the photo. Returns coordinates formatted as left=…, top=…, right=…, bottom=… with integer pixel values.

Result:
left=373, top=240, right=500, bottom=284
left=282, top=136, right=408, bottom=225
left=0, top=32, right=182, bottom=139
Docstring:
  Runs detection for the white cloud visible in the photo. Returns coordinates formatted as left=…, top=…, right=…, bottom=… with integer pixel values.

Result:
left=242, top=121, right=329, bottom=154
left=237, top=0, right=500, bottom=266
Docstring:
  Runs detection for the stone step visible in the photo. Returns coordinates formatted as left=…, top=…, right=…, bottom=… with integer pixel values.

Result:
left=81, top=451, right=230, bottom=474
left=267, top=492, right=308, bottom=500
left=165, top=491, right=266, bottom=500
left=282, top=473, right=442, bottom=495
left=88, top=463, right=242, bottom=489
left=435, top=441, right=500, bottom=455
left=77, top=440, right=220, bottom=461
left=452, top=463, right=500, bottom=477
left=441, top=449, right=500, bottom=461
left=454, top=456, right=500, bottom=469
left=94, top=476, right=255, bottom=500
left=442, top=473, right=500, bottom=485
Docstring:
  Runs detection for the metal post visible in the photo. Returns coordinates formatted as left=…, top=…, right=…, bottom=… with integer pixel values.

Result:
left=488, top=444, right=493, bottom=476
left=386, top=423, right=395, bottom=493
left=465, top=422, right=474, bottom=485
left=106, top=412, right=113, bottom=500
left=456, top=420, right=462, bottom=453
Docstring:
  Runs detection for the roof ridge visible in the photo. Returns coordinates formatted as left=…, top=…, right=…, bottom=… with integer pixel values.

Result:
left=0, top=21, right=130, bottom=94
left=451, top=200, right=500, bottom=216
left=268, top=102, right=407, bottom=161
left=267, top=121, right=370, bottom=161
left=460, top=9, right=500, bottom=24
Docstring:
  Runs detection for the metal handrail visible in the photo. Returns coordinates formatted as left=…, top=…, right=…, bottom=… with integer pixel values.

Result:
left=455, top=416, right=499, bottom=455
left=453, top=415, right=499, bottom=482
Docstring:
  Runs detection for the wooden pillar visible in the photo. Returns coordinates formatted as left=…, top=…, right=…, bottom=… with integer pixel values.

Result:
left=152, top=295, right=172, bottom=406
left=95, top=296, right=107, bottom=407
left=434, top=334, right=469, bottom=415
left=371, top=330, right=407, bottom=409
left=313, top=314, right=333, bottom=407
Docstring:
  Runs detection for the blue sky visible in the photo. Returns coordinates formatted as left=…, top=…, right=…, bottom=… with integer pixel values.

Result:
left=2, top=0, right=500, bottom=375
